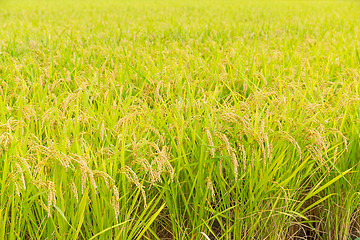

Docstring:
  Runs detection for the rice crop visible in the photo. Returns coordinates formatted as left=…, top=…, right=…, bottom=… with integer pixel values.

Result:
left=0, top=0, right=360, bottom=239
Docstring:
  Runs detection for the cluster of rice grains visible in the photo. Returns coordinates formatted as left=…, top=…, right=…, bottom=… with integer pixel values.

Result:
left=4, top=134, right=117, bottom=218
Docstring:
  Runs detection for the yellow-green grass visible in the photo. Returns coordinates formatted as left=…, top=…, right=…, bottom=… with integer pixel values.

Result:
left=0, top=0, right=360, bottom=239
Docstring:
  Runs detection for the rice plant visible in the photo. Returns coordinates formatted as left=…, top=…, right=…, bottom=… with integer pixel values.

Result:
left=0, top=0, right=359, bottom=239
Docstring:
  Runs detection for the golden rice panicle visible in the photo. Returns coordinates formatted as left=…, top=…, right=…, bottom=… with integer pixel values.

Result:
left=17, top=156, right=32, bottom=177
left=96, top=146, right=115, bottom=158
left=70, top=180, right=79, bottom=203
left=206, top=177, right=215, bottom=201
left=94, top=170, right=115, bottom=189
left=230, top=150, right=238, bottom=181
left=155, top=81, right=164, bottom=102
left=57, top=153, right=73, bottom=170
left=333, top=147, right=339, bottom=164
left=34, top=159, right=46, bottom=179
left=255, top=135, right=266, bottom=166
left=150, top=141, right=161, bottom=154
left=31, top=179, right=47, bottom=189
left=15, top=162, right=26, bottom=191
left=218, top=133, right=238, bottom=181
left=260, top=120, right=273, bottom=160
left=264, top=134, right=272, bottom=160
left=100, top=120, right=106, bottom=142
left=0, top=132, right=13, bottom=151
left=22, top=105, right=37, bottom=122
left=159, top=146, right=174, bottom=180
left=114, top=116, right=130, bottom=133
left=121, top=166, right=147, bottom=207
left=146, top=125, right=165, bottom=147
left=205, top=128, right=215, bottom=158
left=275, top=119, right=283, bottom=131
left=72, top=154, right=98, bottom=194
left=280, top=131, right=302, bottom=159
left=219, top=111, right=252, bottom=137
left=306, top=145, right=328, bottom=171
left=136, top=157, right=158, bottom=185
left=111, top=184, right=120, bottom=222
left=47, top=139, right=73, bottom=169
left=151, top=144, right=174, bottom=181
left=80, top=165, right=88, bottom=194
left=0, top=117, right=18, bottom=132
left=329, top=128, right=348, bottom=151
left=88, top=169, right=98, bottom=194
left=113, top=184, right=120, bottom=202
left=306, top=127, right=328, bottom=154
left=130, top=133, right=145, bottom=159
left=38, top=199, right=51, bottom=217
left=110, top=196, right=119, bottom=223
left=14, top=181, right=21, bottom=197
left=151, top=160, right=163, bottom=184
left=214, top=135, right=224, bottom=177
left=47, top=181, right=56, bottom=217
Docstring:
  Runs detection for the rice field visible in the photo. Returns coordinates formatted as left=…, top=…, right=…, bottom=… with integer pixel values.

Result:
left=0, top=0, right=360, bottom=239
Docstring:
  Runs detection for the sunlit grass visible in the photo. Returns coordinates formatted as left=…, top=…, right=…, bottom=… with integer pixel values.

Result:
left=0, top=0, right=359, bottom=239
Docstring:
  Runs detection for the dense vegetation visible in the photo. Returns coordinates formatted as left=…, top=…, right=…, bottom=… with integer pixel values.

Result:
left=0, top=0, right=359, bottom=239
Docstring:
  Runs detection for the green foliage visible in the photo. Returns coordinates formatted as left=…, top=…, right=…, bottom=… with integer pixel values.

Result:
left=0, top=0, right=359, bottom=239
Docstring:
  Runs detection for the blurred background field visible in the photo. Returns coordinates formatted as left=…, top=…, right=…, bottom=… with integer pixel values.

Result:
left=0, top=0, right=359, bottom=239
